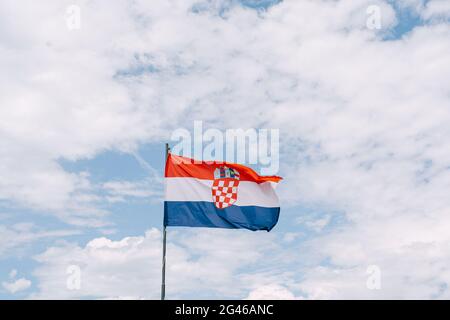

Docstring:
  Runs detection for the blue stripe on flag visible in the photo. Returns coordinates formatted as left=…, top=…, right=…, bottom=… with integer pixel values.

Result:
left=164, top=201, right=280, bottom=231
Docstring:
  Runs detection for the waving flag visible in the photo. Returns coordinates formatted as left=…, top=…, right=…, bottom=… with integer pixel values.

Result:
left=164, top=153, right=282, bottom=231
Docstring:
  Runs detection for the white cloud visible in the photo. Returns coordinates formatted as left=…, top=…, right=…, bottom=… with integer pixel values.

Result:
left=296, top=215, right=331, bottom=232
left=422, top=0, right=450, bottom=20
left=399, top=0, right=450, bottom=20
left=396, top=0, right=426, bottom=12
left=245, top=284, right=299, bottom=300
left=31, top=228, right=281, bottom=299
left=102, top=179, right=163, bottom=203
left=282, top=232, right=302, bottom=243
left=2, top=278, right=32, bottom=294
left=0, top=224, right=81, bottom=257
left=0, top=0, right=163, bottom=226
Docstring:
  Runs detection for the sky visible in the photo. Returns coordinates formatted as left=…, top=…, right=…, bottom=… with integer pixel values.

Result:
left=0, top=0, right=450, bottom=299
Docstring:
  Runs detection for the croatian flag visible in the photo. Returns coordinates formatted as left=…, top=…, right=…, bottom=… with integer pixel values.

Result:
left=164, top=153, right=282, bottom=231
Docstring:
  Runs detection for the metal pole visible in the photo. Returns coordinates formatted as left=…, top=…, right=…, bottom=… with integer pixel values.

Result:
left=161, top=143, right=169, bottom=300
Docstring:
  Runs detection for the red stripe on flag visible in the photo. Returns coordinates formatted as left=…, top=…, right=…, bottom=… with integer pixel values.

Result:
left=165, top=153, right=282, bottom=183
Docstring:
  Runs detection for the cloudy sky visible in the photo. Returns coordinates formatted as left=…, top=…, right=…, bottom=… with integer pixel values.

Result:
left=1, top=0, right=450, bottom=299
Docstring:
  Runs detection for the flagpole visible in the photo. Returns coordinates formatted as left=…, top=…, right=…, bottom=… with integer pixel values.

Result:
left=161, top=143, right=169, bottom=301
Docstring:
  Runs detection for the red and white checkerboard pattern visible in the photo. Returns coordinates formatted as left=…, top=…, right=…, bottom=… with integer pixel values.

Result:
left=211, top=178, right=239, bottom=209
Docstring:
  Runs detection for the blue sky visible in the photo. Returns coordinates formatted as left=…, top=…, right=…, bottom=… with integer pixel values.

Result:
left=1, top=0, right=450, bottom=299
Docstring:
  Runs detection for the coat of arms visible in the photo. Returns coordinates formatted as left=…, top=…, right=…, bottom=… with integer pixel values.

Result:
left=211, top=166, right=240, bottom=209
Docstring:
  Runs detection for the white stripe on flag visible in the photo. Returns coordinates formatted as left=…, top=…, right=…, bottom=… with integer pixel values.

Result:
left=165, top=177, right=280, bottom=208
